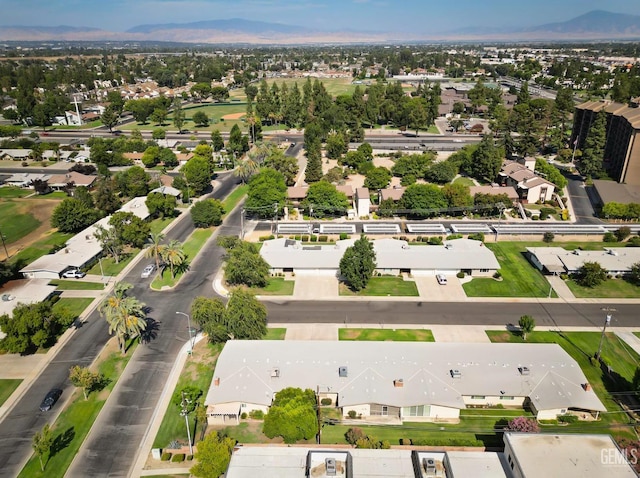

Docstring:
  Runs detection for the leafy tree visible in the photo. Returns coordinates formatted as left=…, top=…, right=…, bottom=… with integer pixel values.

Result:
left=615, top=226, right=632, bottom=242
left=69, top=365, right=102, bottom=400
left=357, top=142, right=373, bottom=161
left=190, top=199, right=225, bottom=227
left=227, top=124, right=246, bottom=157
left=150, top=108, right=167, bottom=126
left=534, top=159, right=567, bottom=189
left=245, top=168, right=287, bottom=218
left=32, top=424, right=53, bottom=471
left=391, top=153, right=433, bottom=178
left=172, top=385, right=202, bottom=414
left=190, top=296, right=227, bottom=343
left=507, top=416, right=539, bottom=433
left=146, top=192, right=176, bottom=218
left=518, top=315, right=536, bottom=340
left=225, top=288, right=268, bottom=340
left=109, top=211, right=150, bottom=248
left=302, top=181, right=349, bottom=218
left=161, top=240, right=186, bottom=278
left=224, top=242, right=270, bottom=287
left=580, top=111, right=606, bottom=178
left=574, top=261, right=607, bottom=288
left=345, top=427, right=367, bottom=445
left=263, top=388, right=318, bottom=444
left=190, top=82, right=212, bottom=101
left=141, top=145, right=161, bottom=168
left=159, top=147, right=178, bottom=168
left=94, top=178, right=120, bottom=214
left=172, top=99, right=185, bottom=132
left=425, top=161, right=458, bottom=184
left=400, top=184, right=448, bottom=217
left=339, top=235, right=376, bottom=291
left=152, top=128, right=166, bottom=140
left=326, top=132, right=347, bottom=159
left=190, top=431, right=235, bottom=478
left=73, top=186, right=94, bottom=209
left=210, top=129, right=224, bottom=152
left=627, top=262, right=640, bottom=286
left=364, top=166, right=391, bottom=190
left=442, top=183, right=473, bottom=208
left=115, top=166, right=150, bottom=198
left=94, top=224, right=124, bottom=264
left=543, top=232, right=555, bottom=243
left=99, top=282, right=147, bottom=354
left=192, top=111, right=209, bottom=127
left=182, top=156, right=212, bottom=195
left=263, top=147, right=299, bottom=186
left=51, top=198, right=101, bottom=233
left=101, top=106, right=119, bottom=132
left=304, top=140, right=323, bottom=183
left=464, top=134, right=502, bottom=181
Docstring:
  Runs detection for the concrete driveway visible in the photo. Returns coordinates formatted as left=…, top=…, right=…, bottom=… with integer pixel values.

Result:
left=414, top=276, right=467, bottom=301
left=293, top=274, right=339, bottom=299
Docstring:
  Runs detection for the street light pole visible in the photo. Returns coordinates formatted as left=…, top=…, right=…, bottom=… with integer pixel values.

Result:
left=175, top=311, right=195, bottom=354
left=0, top=228, right=9, bottom=259
left=180, top=391, right=193, bottom=455
left=595, top=311, right=614, bottom=361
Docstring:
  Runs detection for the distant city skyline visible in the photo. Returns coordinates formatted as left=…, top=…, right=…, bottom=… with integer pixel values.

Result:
left=0, top=0, right=638, bottom=34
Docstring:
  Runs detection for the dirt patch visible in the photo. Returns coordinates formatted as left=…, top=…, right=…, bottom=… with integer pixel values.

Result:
left=221, top=112, right=245, bottom=120
left=6, top=198, right=61, bottom=256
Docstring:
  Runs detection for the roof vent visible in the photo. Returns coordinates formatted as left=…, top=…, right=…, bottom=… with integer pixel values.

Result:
left=583, top=382, right=592, bottom=392
left=519, top=366, right=530, bottom=375
left=271, top=368, right=280, bottom=378
left=214, top=377, right=220, bottom=386
left=608, top=249, right=618, bottom=256
left=423, top=458, right=436, bottom=473
left=450, top=369, right=462, bottom=379
left=573, top=249, right=580, bottom=255
left=394, top=379, right=404, bottom=388
left=339, top=366, right=348, bottom=378
left=325, top=458, right=337, bottom=476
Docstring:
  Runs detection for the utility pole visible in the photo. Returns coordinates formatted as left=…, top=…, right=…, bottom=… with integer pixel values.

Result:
left=180, top=391, right=193, bottom=455
left=0, top=228, right=8, bottom=259
left=595, top=308, right=615, bottom=361
left=273, top=203, right=279, bottom=235
left=240, top=208, right=245, bottom=239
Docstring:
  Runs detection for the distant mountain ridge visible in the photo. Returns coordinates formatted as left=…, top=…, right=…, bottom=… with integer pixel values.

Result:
left=126, top=18, right=309, bottom=35
left=528, top=10, right=640, bottom=34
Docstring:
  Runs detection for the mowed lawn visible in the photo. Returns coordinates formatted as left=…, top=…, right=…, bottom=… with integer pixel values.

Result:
left=52, top=298, right=94, bottom=319
left=463, top=242, right=553, bottom=297
left=0, top=379, right=22, bottom=406
left=565, top=278, right=640, bottom=298
left=250, top=278, right=294, bottom=296
left=0, top=201, right=41, bottom=244
left=0, top=187, right=31, bottom=198
left=7, top=230, right=72, bottom=266
left=49, top=280, right=105, bottom=291
left=339, top=277, right=419, bottom=296
left=339, top=328, right=434, bottom=342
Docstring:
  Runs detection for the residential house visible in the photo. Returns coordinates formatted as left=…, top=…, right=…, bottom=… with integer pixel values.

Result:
left=0, top=149, right=32, bottom=161
left=355, top=187, right=370, bottom=217
left=47, top=171, right=96, bottom=191
left=499, top=160, right=555, bottom=203
left=526, top=246, right=640, bottom=277
left=150, top=185, right=181, bottom=198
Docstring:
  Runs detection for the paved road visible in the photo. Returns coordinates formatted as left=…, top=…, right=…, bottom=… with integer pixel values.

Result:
left=564, top=171, right=601, bottom=224
left=0, top=172, right=239, bottom=478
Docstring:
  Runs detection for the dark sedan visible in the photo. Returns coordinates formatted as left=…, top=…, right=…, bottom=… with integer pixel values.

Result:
left=39, top=388, right=62, bottom=412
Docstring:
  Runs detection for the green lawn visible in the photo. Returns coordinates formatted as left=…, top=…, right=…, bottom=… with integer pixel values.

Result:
left=0, top=201, right=41, bottom=244
left=264, top=328, right=286, bottom=340
left=0, top=379, right=22, bottom=406
left=149, top=216, right=175, bottom=236
left=151, top=229, right=213, bottom=289
left=487, top=330, right=639, bottom=441
left=8, top=231, right=73, bottom=267
left=153, top=343, right=222, bottom=449
left=339, top=328, right=434, bottom=342
left=29, top=191, right=68, bottom=199
left=463, top=242, right=554, bottom=297
left=0, top=187, right=31, bottom=198
left=18, top=343, right=137, bottom=478
left=565, top=278, right=640, bottom=298
left=339, top=276, right=419, bottom=296
left=222, top=184, right=248, bottom=214
left=452, top=177, right=475, bottom=187
left=251, top=278, right=294, bottom=296
left=52, top=298, right=94, bottom=319
left=86, top=251, right=138, bottom=276
left=49, top=280, right=105, bottom=291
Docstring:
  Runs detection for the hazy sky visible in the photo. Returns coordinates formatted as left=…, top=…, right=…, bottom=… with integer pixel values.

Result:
left=0, top=0, right=638, bottom=32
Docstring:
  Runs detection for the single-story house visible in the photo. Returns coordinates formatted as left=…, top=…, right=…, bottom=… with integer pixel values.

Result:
left=205, top=341, right=606, bottom=426
left=0, top=279, right=58, bottom=319
left=0, top=149, right=32, bottom=161
left=119, top=196, right=150, bottom=220
left=526, top=247, right=640, bottom=277
left=379, top=187, right=406, bottom=202
left=123, top=152, right=144, bottom=163
left=150, top=185, right=181, bottom=198
left=47, top=172, right=96, bottom=190
left=469, top=185, right=519, bottom=204
left=260, top=238, right=499, bottom=277
left=5, top=173, right=49, bottom=188
left=287, top=186, right=308, bottom=203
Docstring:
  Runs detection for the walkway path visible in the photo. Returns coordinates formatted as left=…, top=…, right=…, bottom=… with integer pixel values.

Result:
left=547, top=274, right=576, bottom=300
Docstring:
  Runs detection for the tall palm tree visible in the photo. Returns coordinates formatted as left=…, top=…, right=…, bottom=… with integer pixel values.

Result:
left=145, top=232, right=166, bottom=271
left=161, top=240, right=186, bottom=278
left=233, top=157, right=259, bottom=184
left=99, top=282, right=147, bottom=354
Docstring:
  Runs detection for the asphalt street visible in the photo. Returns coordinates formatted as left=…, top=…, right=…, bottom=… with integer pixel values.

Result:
left=565, top=170, right=600, bottom=224
left=0, top=172, right=238, bottom=478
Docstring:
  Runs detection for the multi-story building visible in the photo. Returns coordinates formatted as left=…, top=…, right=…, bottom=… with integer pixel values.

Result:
left=572, top=100, right=640, bottom=185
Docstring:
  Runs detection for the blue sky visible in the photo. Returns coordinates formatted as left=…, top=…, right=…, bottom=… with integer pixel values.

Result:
left=0, top=0, right=638, bottom=32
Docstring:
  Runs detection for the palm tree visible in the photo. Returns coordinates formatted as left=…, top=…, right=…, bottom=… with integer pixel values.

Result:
left=145, top=232, right=166, bottom=271
left=233, top=157, right=259, bottom=184
left=161, top=240, right=186, bottom=278
left=99, top=282, right=147, bottom=354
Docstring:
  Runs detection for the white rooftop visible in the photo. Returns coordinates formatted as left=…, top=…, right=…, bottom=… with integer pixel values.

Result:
left=0, top=279, right=57, bottom=319
left=527, top=247, right=640, bottom=273
left=206, top=341, right=605, bottom=415
left=445, top=451, right=508, bottom=478
left=119, top=196, right=150, bottom=220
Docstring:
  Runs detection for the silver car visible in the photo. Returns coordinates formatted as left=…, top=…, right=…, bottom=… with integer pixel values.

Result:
left=141, top=264, right=156, bottom=278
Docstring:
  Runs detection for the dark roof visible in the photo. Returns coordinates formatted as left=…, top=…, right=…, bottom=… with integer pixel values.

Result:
left=592, top=180, right=640, bottom=205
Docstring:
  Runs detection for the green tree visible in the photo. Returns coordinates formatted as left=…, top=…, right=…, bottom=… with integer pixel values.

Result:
left=302, top=181, right=349, bottom=218
left=150, top=108, right=167, bottom=126
left=69, top=365, right=102, bottom=400
left=146, top=192, right=176, bottom=218
left=364, top=166, right=391, bottom=190
left=109, top=211, right=150, bottom=248
left=101, top=106, right=119, bottom=133
left=190, top=199, right=225, bottom=227
left=425, top=161, right=458, bottom=184
left=518, top=315, right=536, bottom=340
left=32, top=424, right=53, bottom=471
left=190, top=296, right=227, bottom=343
left=400, top=183, right=448, bottom=217
left=245, top=168, right=287, bottom=218
left=152, top=128, right=166, bottom=140
left=141, top=145, right=161, bottom=168
left=51, top=198, right=101, bottom=233
left=161, top=240, right=186, bottom=279
left=192, top=111, right=209, bottom=127
left=263, top=387, right=318, bottom=444
left=574, top=261, right=607, bottom=288
left=172, top=385, right=202, bottom=414
left=225, top=288, right=268, bottom=340
left=172, top=99, right=185, bottom=132
left=234, top=157, right=259, bottom=184
left=391, top=153, right=434, bottom=178
left=628, top=262, right=640, bottom=286
left=94, top=224, right=124, bottom=264
left=115, top=166, right=150, bottom=197
left=159, top=147, right=178, bottom=168
left=73, top=186, right=94, bottom=209
left=464, top=134, right=502, bottom=182
left=263, top=147, right=299, bottom=186
left=210, top=129, right=225, bottom=152
left=339, top=235, right=376, bottom=291
left=227, top=124, right=246, bottom=157
left=145, top=232, right=166, bottom=271
left=580, top=111, right=606, bottom=178
left=190, top=431, right=235, bottom=478
left=442, top=183, right=473, bottom=208
left=99, top=282, right=147, bottom=355
left=304, top=140, right=323, bottom=183
left=326, top=132, right=347, bottom=159
left=182, top=156, right=212, bottom=195
left=224, top=242, right=270, bottom=287
left=94, top=178, right=121, bottom=214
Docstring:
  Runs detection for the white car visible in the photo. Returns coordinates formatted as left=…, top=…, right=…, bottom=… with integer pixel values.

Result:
left=141, top=264, right=156, bottom=278
left=436, top=274, right=447, bottom=285
left=62, top=269, right=86, bottom=279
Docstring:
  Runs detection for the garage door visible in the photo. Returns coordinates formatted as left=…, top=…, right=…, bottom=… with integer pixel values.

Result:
left=295, top=269, right=338, bottom=277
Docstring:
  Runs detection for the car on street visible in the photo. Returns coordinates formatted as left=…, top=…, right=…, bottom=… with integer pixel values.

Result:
left=62, top=269, right=86, bottom=279
left=436, top=274, right=447, bottom=285
left=39, top=388, right=62, bottom=412
left=141, top=264, right=156, bottom=278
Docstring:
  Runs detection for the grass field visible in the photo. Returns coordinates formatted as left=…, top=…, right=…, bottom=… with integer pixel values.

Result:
left=0, top=201, right=41, bottom=244
left=251, top=278, right=294, bottom=296
left=463, top=242, right=554, bottom=297
left=7, top=231, right=72, bottom=266
left=339, top=328, right=434, bottom=342
left=487, top=330, right=639, bottom=441
left=222, top=184, right=248, bottom=214
left=52, top=298, right=94, bottom=319
left=339, top=276, right=419, bottom=296
left=565, top=278, right=640, bottom=298
left=0, top=187, right=31, bottom=198
left=18, top=341, right=137, bottom=478
left=86, top=251, right=139, bottom=276
left=49, top=280, right=105, bottom=291
left=264, top=328, right=286, bottom=340
left=149, top=217, right=175, bottom=236
left=153, top=343, right=222, bottom=449
left=452, top=177, right=476, bottom=187
left=0, top=379, right=22, bottom=406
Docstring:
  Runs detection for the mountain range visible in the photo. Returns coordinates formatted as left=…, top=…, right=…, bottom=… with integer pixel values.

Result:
left=0, top=10, right=639, bottom=44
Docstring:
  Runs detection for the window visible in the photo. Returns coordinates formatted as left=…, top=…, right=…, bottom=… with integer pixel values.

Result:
left=471, top=396, right=486, bottom=400
left=508, top=455, right=512, bottom=464
left=241, top=403, right=246, bottom=408
left=403, top=405, right=426, bottom=417
left=500, top=396, right=514, bottom=400
left=381, top=406, right=388, bottom=415
left=480, top=269, right=489, bottom=273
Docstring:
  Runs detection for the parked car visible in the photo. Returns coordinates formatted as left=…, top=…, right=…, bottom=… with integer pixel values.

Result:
left=39, top=388, right=62, bottom=412
left=436, top=274, right=447, bottom=285
left=141, top=264, right=156, bottom=278
left=62, top=269, right=86, bottom=279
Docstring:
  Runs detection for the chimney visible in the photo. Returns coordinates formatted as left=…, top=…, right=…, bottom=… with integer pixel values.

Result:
left=583, top=383, right=591, bottom=392
left=214, top=377, right=220, bottom=386
left=394, top=379, right=404, bottom=388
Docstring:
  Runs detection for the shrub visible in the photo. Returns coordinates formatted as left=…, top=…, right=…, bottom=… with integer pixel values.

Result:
left=493, top=271, right=502, bottom=279
left=319, top=235, right=328, bottom=242
left=456, top=271, right=465, bottom=279
left=507, top=416, right=540, bottom=433
left=416, top=236, right=423, bottom=242
left=339, top=233, right=349, bottom=240
left=543, top=232, right=555, bottom=243
left=259, top=235, right=275, bottom=242
left=161, top=452, right=172, bottom=461
left=249, top=409, right=264, bottom=419
left=560, top=273, right=568, bottom=280
left=603, top=232, right=617, bottom=242
left=616, top=226, right=632, bottom=242
left=540, top=207, right=556, bottom=219
left=468, top=232, right=485, bottom=242
left=171, top=453, right=186, bottom=462
left=628, top=237, right=640, bottom=247
left=345, top=427, right=366, bottom=445
left=399, top=438, right=411, bottom=446
left=240, top=412, right=247, bottom=419
left=320, top=398, right=332, bottom=406
left=347, top=410, right=357, bottom=419
left=428, top=236, right=443, bottom=245
left=186, top=454, right=194, bottom=461
left=561, top=209, right=569, bottom=220
left=446, top=234, right=463, bottom=240
left=558, top=414, right=578, bottom=424
left=531, top=215, right=539, bottom=221
left=310, top=235, right=318, bottom=242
